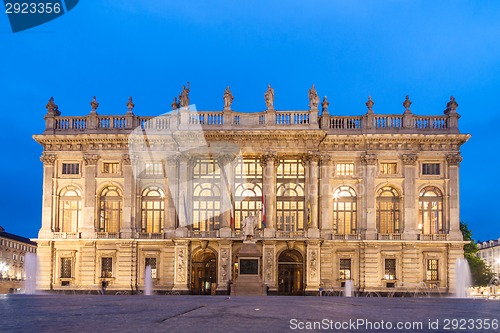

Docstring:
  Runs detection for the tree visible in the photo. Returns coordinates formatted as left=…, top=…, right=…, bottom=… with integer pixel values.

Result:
left=460, top=222, right=495, bottom=286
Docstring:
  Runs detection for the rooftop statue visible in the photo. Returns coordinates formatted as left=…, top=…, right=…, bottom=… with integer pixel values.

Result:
left=223, top=86, right=234, bottom=109
left=90, top=96, right=99, bottom=111
left=45, top=97, right=60, bottom=116
left=321, top=96, right=329, bottom=113
left=365, top=96, right=374, bottom=111
left=264, top=84, right=274, bottom=109
left=308, top=84, right=320, bottom=109
left=403, top=95, right=412, bottom=111
left=446, top=96, right=458, bottom=112
left=126, top=96, right=135, bottom=113
left=171, top=97, right=179, bottom=110
left=179, top=82, right=190, bottom=108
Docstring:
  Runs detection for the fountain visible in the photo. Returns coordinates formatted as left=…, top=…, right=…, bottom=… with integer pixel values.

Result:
left=455, top=258, right=472, bottom=298
left=344, top=280, right=353, bottom=297
left=24, top=252, right=38, bottom=294
left=144, top=265, right=153, bottom=296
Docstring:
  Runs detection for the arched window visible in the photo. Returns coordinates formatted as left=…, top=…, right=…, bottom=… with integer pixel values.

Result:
left=333, top=186, right=357, bottom=234
left=234, top=183, right=262, bottom=230
left=58, top=186, right=81, bottom=232
left=98, top=186, right=122, bottom=233
left=192, top=158, right=221, bottom=231
left=376, top=186, right=400, bottom=234
left=276, top=159, right=305, bottom=232
left=141, top=186, right=165, bottom=233
left=419, top=186, right=444, bottom=234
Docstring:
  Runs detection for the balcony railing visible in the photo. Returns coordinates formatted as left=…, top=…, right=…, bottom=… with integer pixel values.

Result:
left=96, top=232, right=120, bottom=239
left=276, top=231, right=306, bottom=238
left=377, top=233, right=403, bottom=240
left=53, top=232, right=80, bottom=239
left=419, top=234, right=448, bottom=241
left=137, top=232, right=164, bottom=239
left=188, top=230, right=220, bottom=238
left=332, top=233, right=361, bottom=240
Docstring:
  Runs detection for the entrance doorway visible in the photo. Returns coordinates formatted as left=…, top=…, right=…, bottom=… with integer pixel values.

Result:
left=191, top=250, right=217, bottom=295
left=278, top=249, right=304, bottom=295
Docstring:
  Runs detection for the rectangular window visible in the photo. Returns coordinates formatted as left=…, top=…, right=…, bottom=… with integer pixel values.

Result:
left=381, top=163, right=397, bottom=175
left=101, top=257, right=113, bottom=278
left=145, top=258, right=157, bottom=279
left=62, top=163, right=80, bottom=175
left=336, top=163, right=354, bottom=176
left=422, top=163, right=440, bottom=175
left=145, top=162, right=163, bottom=176
left=60, top=258, right=72, bottom=278
left=339, top=258, right=351, bottom=280
left=103, top=162, right=120, bottom=174
left=384, top=259, right=396, bottom=280
left=426, top=259, right=439, bottom=281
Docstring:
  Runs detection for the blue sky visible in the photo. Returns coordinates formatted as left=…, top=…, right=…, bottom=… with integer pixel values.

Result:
left=1, top=1, right=499, bottom=241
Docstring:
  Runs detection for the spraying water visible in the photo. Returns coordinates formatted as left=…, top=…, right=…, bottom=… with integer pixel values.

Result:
left=144, top=265, right=153, bottom=296
left=344, top=280, right=353, bottom=297
left=455, top=258, right=472, bottom=298
left=24, top=253, right=38, bottom=294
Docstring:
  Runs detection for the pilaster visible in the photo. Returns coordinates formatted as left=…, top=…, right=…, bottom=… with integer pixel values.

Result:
left=261, top=153, right=278, bottom=237
left=81, top=154, right=100, bottom=238
left=176, top=154, right=190, bottom=237
left=305, top=240, right=321, bottom=292
left=39, top=153, right=57, bottom=239
left=165, top=157, right=178, bottom=237
left=172, top=240, right=190, bottom=292
left=319, top=156, right=333, bottom=237
left=402, top=154, right=419, bottom=240
left=262, top=241, right=277, bottom=291
left=217, top=240, right=232, bottom=293
left=361, top=154, right=377, bottom=240
left=305, top=153, right=320, bottom=238
left=121, top=154, right=136, bottom=238
left=219, top=154, right=235, bottom=238
left=446, top=154, right=463, bottom=240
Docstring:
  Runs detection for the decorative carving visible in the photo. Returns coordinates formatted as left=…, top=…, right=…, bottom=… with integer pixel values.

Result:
left=321, top=96, right=329, bottom=114
left=242, top=214, right=257, bottom=242
left=260, top=153, right=279, bottom=168
left=445, top=96, right=458, bottom=114
left=223, top=86, right=234, bottom=110
left=90, top=96, right=99, bottom=112
left=365, top=96, right=374, bottom=111
left=176, top=248, right=186, bottom=282
left=308, top=84, right=320, bottom=109
left=179, top=82, right=190, bottom=108
left=446, top=153, right=462, bottom=166
left=401, top=153, right=418, bottom=165
left=360, top=153, right=377, bottom=165
left=200, top=240, right=209, bottom=250
left=122, top=154, right=137, bottom=166
left=83, top=154, right=100, bottom=166
left=286, top=240, right=295, bottom=250
left=264, top=84, right=274, bottom=109
left=265, top=248, right=274, bottom=282
left=220, top=248, right=229, bottom=282
left=217, top=153, right=236, bottom=166
left=126, top=96, right=135, bottom=113
left=403, top=95, right=412, bottom=111
left=171, top=97, right=179, bottom=110
left=304, top=152, right=320, bottom=164
left=319, top=154, right=332, bottom=163
left=45, top=97, right=60, bottom=116
left=40, top=153, right=56, bottom=165
left=309, top=249, right=318, bottom=280
left=177, top=153, right=191, bottom=164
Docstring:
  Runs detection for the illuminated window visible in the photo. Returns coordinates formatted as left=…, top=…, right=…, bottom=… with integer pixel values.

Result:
left=336, top=163, right=354, bottom=176
left=234, top=158, right=262, bottom=230
left=60, top=258, right=72, bottom=278
left=98, top=186, right=122, bottom=233
left=333, top=186, right=357, bottom=234
left=422, top=163, right=440, bottom=175
left=376, top=186, right=400, bottom=233
left=57, top=186, right=81, bottom=233
left=339, top=258, right=351, bottom=280
left=145, top=258, right=157, bottom=279
left=62, top=163, right=79, bottom=175
left=103, top=162, right=120, bottom=174
left=145, top=162, right=163, bottom=176
left=426, top=259, right=439, bottom=281
left=384, top=259, right=396, bottom=280
left=192, top=158, right=221, bottom=231
left=141, top=186, right=165, bottom=233
left=276, top=159, right=305, bottom=232
left=101, top=257, right=113, bottom=278
left=419, top=187, right=444, bottom=234
left=380, top=163, right=397, bottom=175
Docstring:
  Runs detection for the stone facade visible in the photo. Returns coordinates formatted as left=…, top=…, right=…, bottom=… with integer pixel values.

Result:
left=33, top=93, right=469, bottom=295
left=478, top=239, right=500, bottom=277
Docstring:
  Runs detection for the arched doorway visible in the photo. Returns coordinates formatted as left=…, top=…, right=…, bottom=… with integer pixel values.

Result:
left=278, top=249, right=304, bottom=295
left=191, top=250, right=217, bottom=295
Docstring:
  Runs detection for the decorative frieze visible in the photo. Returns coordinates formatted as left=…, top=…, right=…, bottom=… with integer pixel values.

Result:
left=176, top=247, right=186, bottom=283
left=220, top=248, right=230, bottom=283
left=265, top=248, right=274, bottom=282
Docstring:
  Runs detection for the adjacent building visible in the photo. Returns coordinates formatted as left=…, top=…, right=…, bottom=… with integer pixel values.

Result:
left=33, top=88, right=469, bottom=295
left=478, top=238, right=500, bottom=277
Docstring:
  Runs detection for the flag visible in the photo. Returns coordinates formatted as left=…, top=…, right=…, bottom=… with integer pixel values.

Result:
left=307, top=200, right=311, bottom=227
left=220, top=163, right=234, bottom=229
left=183, top=193, right=189, bottom=227
left=229, top=191, right=235, bottom=229
left=261, top=195, right=266, bottom=228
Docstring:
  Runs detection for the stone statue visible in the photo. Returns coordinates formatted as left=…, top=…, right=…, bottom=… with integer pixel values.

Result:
left=242, top=214, right=257, bottom=241
left=365, top=96, right=374, bottom=111
left=46, top=97, right=60, bottom=116
left=126, top=96, right=135, bottom=113
left=308, top=84, right=320, bottom=109
left=264, top=84, right=274, bottom=109
left=403, top=95, right=412, bottom=111
left=179, top=82, right=190, bottom=108
left=171, top=97, right=179, bottom=110
left=321, top=96, right=329, bottom=113
left=223, top=86, right=234, bottom=109
left=90, top=96, right=99, bottom=111
left=446, top=96, right=458, bottom=112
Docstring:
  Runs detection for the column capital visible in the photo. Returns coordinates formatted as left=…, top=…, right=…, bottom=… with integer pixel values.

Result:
left=401, top=153, right=418, bottom=166
left=40, top=153, right=57, bottom=165
left=217, top=153, right=237, bottom=166
left=360, top=153, right=377, bottom=165
left=446, top=153, right=462, bottom=166
left=83, top=154, right=100, bottom=166
left=303, top=151, right=321, bottom=164
left=260, top=152, right=279, bottom=168
left=122, top=153, right=137, bottom=166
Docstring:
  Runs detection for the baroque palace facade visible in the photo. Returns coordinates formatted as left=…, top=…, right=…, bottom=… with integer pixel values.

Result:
left=34, top=85, right=469, bottom=295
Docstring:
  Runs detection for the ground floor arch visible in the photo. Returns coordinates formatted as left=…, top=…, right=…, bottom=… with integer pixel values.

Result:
left=191, top=249, right=217, bottom=295
left=277, top=249, right=304, bottom=295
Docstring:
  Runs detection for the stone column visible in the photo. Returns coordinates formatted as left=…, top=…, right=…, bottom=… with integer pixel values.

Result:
left=81, top=154, right=100, bottom=238
left=165, top=157, right=178, bottom=238
left=447, top=154, right=463, bottom=241
left=219, top=154, right=235, bottom=238
left=261, top=153, right=278, bottom=237
left=402, top=154, right=419, bottom=240
left=39, top=153, right=57, bottom=239
left=319, top=156, right=333, bottom=237
left=121, top=154, right=136, bottom=238
left=361, top=154, right=377, bottom=240
left=306, top=153, right=320, bottom=238
left=172, top=240, right=190, bottom=292
left=305, top=240, right=321, bottom=293
left=217, top=240, right=232, bottom=294
left=176, top=154, right=190, bottom=237
left=262, top=240, right=277, bottom=292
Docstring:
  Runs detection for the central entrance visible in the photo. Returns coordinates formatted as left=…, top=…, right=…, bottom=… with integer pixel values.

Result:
left=278, top=249, right=304, bottom=295
left=191, top=250, right=217, bottom=295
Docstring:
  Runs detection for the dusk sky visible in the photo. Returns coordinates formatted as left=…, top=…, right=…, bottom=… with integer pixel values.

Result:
left=1, top=1, right=499, bottom=241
